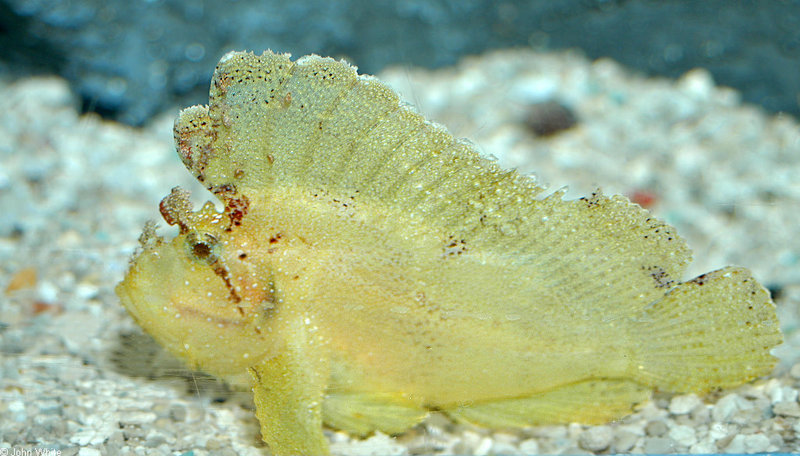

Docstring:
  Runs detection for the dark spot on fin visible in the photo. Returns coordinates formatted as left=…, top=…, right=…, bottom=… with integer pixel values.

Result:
left=690, top=273, right=709, bottom=286
left=643, top=265, right=675, bottom=289
left=442, top=235, right=467, bottom=258
left=579, top=191, right=602, bottom=208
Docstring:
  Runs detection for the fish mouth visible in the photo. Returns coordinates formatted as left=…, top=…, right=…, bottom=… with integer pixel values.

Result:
left=116, top=238, right=279, bottom=376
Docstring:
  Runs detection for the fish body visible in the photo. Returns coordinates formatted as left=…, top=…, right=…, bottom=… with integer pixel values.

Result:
left=117, top=51, right=782, bottom=455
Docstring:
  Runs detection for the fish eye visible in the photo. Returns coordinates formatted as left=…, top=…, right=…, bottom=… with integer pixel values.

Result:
left=186, top=232, right=219, bottom=264
left=192, top=241, right=212, bottom=259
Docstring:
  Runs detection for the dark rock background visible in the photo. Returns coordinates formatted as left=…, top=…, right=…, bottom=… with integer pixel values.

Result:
left=2, top=0, right=798, bottom=125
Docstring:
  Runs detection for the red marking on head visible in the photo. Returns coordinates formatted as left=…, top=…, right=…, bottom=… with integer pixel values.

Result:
left=206, top=183, right=250, bottom=228
left=226, top=195, right=250, bottom=227
left=159, top=198, right=179, bottom=226
left=175, top=130, right=194, bottom=163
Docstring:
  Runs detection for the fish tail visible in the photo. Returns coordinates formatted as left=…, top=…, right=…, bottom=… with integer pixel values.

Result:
left=631, top=266, right=782, bottom=393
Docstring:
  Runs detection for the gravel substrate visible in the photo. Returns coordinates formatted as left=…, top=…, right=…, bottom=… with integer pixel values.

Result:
left=1, top=48, right=799, bottom=454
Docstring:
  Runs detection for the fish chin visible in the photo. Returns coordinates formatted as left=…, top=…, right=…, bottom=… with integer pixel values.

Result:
left=117, top=234, right=277, bottom=378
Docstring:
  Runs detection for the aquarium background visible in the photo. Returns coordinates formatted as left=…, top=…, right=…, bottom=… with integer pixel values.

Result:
left=1, top=0, right=799, bottom=125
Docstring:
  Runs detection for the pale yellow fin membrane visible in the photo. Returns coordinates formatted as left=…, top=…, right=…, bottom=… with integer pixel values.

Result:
left=445, top=379, right=651, bottom=427
left=632, top=266, right=782, bottom=393
left=250, top=361, right=328, bottom=456
left=322, top=391, right=428, bottom=437
left=249, top=317, right=330, bottom=456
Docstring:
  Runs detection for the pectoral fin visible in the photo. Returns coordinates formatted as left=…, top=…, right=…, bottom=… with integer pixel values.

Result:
left=322, top=391, right=428, bottom=437
left=445, top=379, right=650, bottom=428
left=249, top=320, right=330, bottom=455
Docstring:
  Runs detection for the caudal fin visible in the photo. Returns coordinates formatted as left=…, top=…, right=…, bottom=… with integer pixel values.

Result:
left=632, top=267, right=782, bottom=393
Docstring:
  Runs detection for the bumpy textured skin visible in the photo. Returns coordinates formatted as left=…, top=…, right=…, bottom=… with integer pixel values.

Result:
left=116, top=51, right=783, bottom=455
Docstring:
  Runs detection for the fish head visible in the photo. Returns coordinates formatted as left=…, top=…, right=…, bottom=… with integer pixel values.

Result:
left=116, top=186, right=280, bottom=379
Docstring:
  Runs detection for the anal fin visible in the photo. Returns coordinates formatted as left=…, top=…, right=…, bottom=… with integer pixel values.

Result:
left=323, top=391, right=428, bottom=436
left=445, top=379, right=650, bottom=428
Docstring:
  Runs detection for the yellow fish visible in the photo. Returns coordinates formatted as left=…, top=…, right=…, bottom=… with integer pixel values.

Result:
left=117, top=50, right=782, bottom=455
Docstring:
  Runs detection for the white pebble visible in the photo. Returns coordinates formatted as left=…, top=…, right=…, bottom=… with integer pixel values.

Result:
left=724, top=434, right=746, bottom=454
left=518, top=438, right=539, bottom=454
left=773, top=400, right=800, bottom=417
left=613, top=430, right=638, bottom=452
left=643, top=436, right=675, bottom=454
left=7, top=400, right=26, bottom=422
left=743, top=434, right=770, bottom=453
left=492, top=431, right=518, bottom=444
left=78, top=449, right=102, bottom=456
left=37, top=280, right=59, bottom=303
left=474, top=436, right=493, bottom=455
left=459, top=430, right=483, bottom=448
left=490, top=441, right=519, bottom=455
left=690, top=437, right=717, bottom=454
left=75, top=282, right=99, bottom=299
left=712, top=393, right=750, bottom=422
left=645, top=420, right=668, bottom=436
left=780, top=387, right=798, bottom=403
left=118, top=410, right=157, bottom=425
left=789, top=363, right=800, bottom=380
left=709, top=422, right=736, bottom=440
left=764, top=378, right=782, bottom=400
left=8, top=400, right=25, bottom=413
left=145, top=429, right=169, bottom=447
left=677, top=68, right=714, bottom=101
left=578, top=425, right=613, bottom=451
left=690, top=403, right=711, bottom=424
left=669, top=425, right=697, bottom=447
left=669, top=394, right=702, bottom=414
left=70, top=412, right=117, bottom=446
